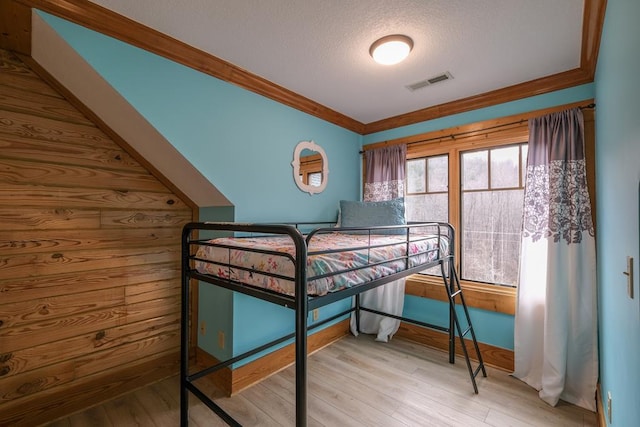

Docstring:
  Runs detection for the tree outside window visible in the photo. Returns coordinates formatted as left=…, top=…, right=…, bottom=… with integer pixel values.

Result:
left=405, top=143, right=527, bottom=287
left=461, top=144, right=527, bottom=286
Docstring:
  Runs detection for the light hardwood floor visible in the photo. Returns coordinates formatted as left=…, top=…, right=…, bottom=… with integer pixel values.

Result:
left=45, top=335, right=597, bottom=426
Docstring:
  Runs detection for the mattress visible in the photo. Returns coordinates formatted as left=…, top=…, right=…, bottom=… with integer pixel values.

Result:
left=194, top=232, right=447, bottom=297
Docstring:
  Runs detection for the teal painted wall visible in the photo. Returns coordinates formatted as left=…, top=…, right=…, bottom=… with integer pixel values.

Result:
left=195, top=207, right=235, bottom=361
left=233, top=295, right=350, bottom=366
left=595, top=1, right=640, bottom=425
left=40, top=10, right=607, bottom=372
left=403, top=297, right=514, bottom=349
left=37, top=12, right=361, bottom=364
left=38, top=12, right=362, bottom=224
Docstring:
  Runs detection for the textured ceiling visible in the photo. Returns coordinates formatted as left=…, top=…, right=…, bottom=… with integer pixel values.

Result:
left=87, top=0, right=585, bottom=124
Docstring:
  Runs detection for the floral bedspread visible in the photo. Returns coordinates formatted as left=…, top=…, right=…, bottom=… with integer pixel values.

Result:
left=194, top=232, right=447, bottom=297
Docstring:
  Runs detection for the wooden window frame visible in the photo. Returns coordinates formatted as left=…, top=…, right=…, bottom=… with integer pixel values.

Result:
left=298, top=153, right=323, bottom=185
left=364, top=100, right=595, bottom=315
left=458, top=142, right=528, bottom=287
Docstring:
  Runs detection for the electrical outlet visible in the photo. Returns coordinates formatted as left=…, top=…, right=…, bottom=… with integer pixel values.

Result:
left=607, top=391, right=612, bottom=424
left=218, top=330, right=225, bottom=349
left=312, top=309, right=319, bottom=321
left=200, top=321, right=206, bottom=335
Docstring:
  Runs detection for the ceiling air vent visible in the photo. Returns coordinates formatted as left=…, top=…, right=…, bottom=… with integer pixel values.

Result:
left=406, top=71, right=454, bottom=92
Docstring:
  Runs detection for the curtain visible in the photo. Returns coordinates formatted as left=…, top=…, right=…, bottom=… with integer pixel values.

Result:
left=513, top=108, right=598, bottom=411
left=350, top=144, right=407, bottom=342
left=362, top=144, right=406, bottom=202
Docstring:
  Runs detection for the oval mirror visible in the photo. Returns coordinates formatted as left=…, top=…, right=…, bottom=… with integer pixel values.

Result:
left=292, top=140, right=328, bottom=195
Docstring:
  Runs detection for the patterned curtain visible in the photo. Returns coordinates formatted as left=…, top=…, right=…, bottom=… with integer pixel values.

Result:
left=513, top=108, right=598, bottom=411
left=363, top=145, right=406, bottom=201
left=350, top=144, right=407, bottom=342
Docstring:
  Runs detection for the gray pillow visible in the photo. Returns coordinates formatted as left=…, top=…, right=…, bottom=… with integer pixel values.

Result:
left=339, top=198, right=406, bottom=234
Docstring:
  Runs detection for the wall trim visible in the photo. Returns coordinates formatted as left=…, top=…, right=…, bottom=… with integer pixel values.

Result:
left=196, top=319, right=350, bottom=396
left=406, top=275, right=516, bottom=315
left=596, top=383, right=606, bottom=427
left=194, top=347, right=234, bottom=395
left=0, top=351, right=179, bottom=426
left=10, top=0, right=606, bottom=135
left=363, top=99, right=594, bottom=150
left=196, top=315, right=514, bottom=398
left=396, top=322, right=514, bottom=372
left=13, top=0, right=365, bottom=133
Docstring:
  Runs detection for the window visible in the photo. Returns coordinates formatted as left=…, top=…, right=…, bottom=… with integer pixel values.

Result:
left=298, top=153, right=323, bottom=186
left=367, top=102, right=594, bottom=315
left=460, top=144, right=527, bottom=286
left=307, top=172, right=323, bottom=187
left=406, top=155, right=449, bottom=223
left=406, top=155, right=449, bottom=276
left=406, top=143, right=527, bottom=287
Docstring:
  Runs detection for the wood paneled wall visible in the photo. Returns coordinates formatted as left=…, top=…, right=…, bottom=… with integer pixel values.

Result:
left=0, top=49, right=193, bottom=426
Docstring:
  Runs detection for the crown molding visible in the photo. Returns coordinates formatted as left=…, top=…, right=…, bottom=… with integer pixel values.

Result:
left=14, top=0, right=366, bottom=133
left=11, top=0, right=606, bottom=136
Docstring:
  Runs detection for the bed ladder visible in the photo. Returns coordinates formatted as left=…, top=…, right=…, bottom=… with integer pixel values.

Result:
left=443, top=263, right=487, bottom=393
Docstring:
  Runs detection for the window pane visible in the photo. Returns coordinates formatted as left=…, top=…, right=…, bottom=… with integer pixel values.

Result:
left=462, top=150, right=488, bottom=190
left=406, top=194, right=448, bottom=223
left=490, top=146, right=520, bottom=188
left=521, top=144, right=528, bottom=185
left=461, top=189, right=524, bottom=286
left=309, top=172, right=322, bottom=187
left=406, top=154, right=449, bottom=278
left=407, top=193, right=448, bottom=276
left=427, top=155, right=448, bottom=192
left=407, top=159, right=426, bottom=193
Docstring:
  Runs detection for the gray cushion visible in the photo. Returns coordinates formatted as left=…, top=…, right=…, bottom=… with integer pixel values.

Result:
left=339, top=198, right=406, bottom=234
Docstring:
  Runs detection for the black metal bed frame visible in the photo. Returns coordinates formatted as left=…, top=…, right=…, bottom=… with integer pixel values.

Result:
left=180, top=221, right=485, bottom=427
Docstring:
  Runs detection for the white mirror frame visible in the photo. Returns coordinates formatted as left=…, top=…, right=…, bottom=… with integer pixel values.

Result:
left=292, top=140, right=329, bottom=195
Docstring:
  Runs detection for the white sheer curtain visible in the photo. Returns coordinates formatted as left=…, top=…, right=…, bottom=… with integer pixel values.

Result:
left=350, top=145, right=407, bottom=342
left=513, top=108, right=598, bottom=411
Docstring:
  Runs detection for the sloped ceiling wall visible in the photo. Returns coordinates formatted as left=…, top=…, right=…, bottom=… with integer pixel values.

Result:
left=0, top=0, right=232, bottom=209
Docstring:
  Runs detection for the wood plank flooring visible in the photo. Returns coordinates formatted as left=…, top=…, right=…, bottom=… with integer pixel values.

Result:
left=44, top=335, right=597, bottom=426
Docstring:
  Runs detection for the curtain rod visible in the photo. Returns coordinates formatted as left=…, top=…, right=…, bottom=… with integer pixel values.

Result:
left=360, top=102, right=596, bottom=154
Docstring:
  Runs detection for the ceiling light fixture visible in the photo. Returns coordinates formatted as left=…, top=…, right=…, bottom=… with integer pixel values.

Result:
left=369, top=34, right=414, bottom=65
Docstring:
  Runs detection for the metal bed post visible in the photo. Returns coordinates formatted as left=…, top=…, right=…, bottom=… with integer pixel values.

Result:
left=448, top=273, right=455, bottom=362
left=180, top=225, right=192, bottom=427
left=179, top=221, right=484, bottom=425
left=293, top=229, right=308, bottom=427
left=354, top=294, right=361, bottom=333
left=447, top=225, right=456, bottom=364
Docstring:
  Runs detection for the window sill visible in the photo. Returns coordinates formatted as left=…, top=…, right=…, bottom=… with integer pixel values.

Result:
left=405, top=274, right=516, bottom=315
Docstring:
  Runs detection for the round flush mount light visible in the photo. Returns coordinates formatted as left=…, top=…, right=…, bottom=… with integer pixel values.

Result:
left=369, top=34, right=414, bottom=65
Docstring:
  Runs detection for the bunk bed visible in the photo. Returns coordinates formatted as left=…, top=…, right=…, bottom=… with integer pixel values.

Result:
left=180, top=221, right=485, bottom=426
